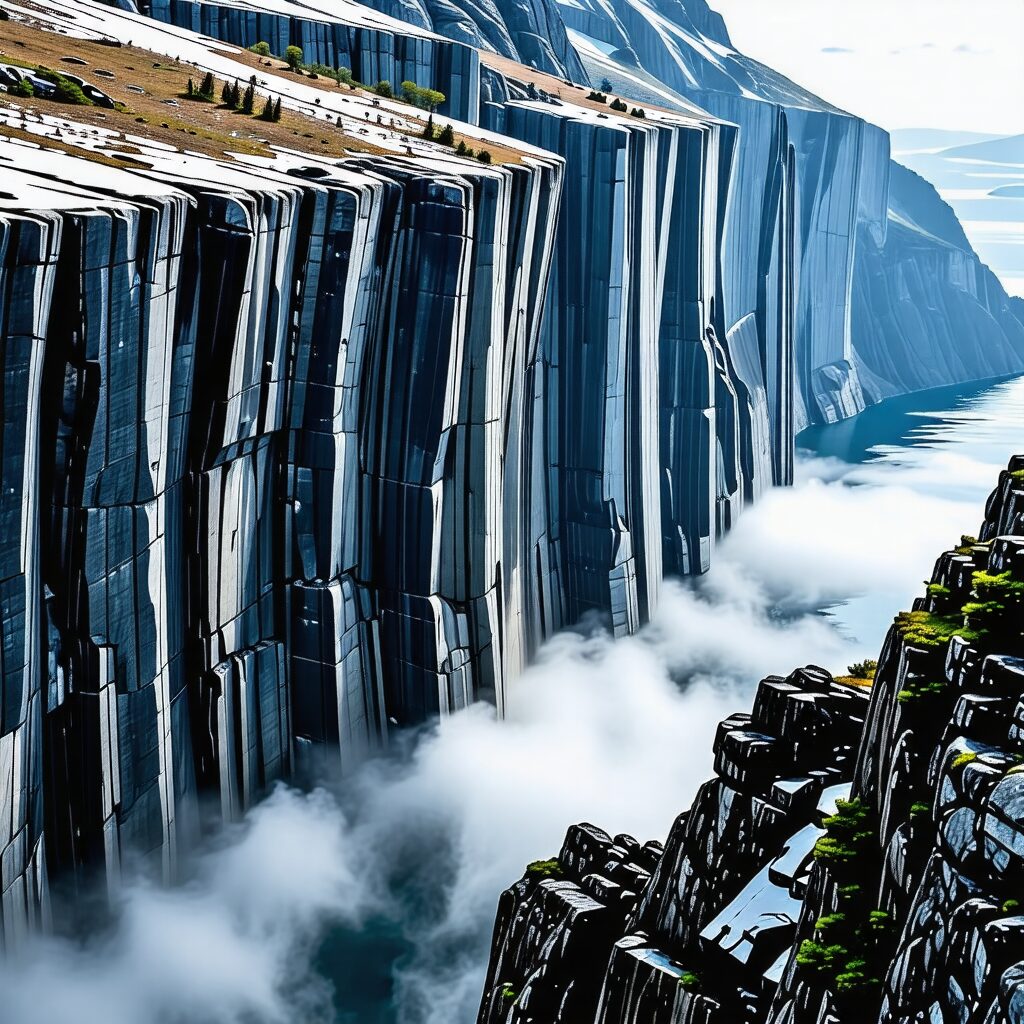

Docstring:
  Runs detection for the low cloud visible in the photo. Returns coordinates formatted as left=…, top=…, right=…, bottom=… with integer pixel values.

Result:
left=821, top=46, right=854, bottom=54
left=2, top=413, right=1012, bottom=1023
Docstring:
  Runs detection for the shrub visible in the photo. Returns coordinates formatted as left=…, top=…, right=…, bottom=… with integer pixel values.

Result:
left=499, top=983, right=516, bottom=1001
left=813, top=798, right=873, bottom=867
left=373, top=80, right=394, bottom=98
left=35, top=69, right=93, bottom=106
left=401, top=80, right=445, bottom=110
left=630, top=106, right=646, bottom=118
left=11, top=78, right=33, bottom=98
left=249, top=41, right=271, bottom=57
left=477, top=149, right=492, bottom=163
left=600, top=77, right=613, bottom=91
left=526, top=858, right=562, bottom=879
left=847, top=659, right=878, bottom=680
left=677, top=971, right=700, bottom=992
left=438, top=123, right=456, bottom=146
left=586, top=90, right=607, bottom=102
left=609, top=97, right=628, bottom=112
left=1002, top=899, right=1020, bottom=913
left=285, top=45, right=304, bottom=71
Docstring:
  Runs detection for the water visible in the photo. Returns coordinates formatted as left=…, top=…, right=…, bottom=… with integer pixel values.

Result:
left=798, top=373, right=1024, bottom=646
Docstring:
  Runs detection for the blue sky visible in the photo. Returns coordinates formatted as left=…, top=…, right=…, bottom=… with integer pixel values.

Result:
left=710, top=0, right=1024, bottom=135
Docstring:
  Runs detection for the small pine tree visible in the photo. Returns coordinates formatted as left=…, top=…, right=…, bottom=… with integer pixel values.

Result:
left=242, top=82, right=255, bottom=114
left=273, top=97, right=282, bottom=122
left=455, top=139, right=468, bottom=156
left=438, top=123, right=455, bottom=146
left=259, top=95, right=275, bottom=121
left=186, top=77, right=195, bottom=97
left=230, top=81, right=242, bottom=108
left=221, top=79, right=233, bottom=105
left=422, top=112, right=435, bottom=139
left=477, top=149, right=492, bottom=164
left=200, top=71, right=215, bottom=98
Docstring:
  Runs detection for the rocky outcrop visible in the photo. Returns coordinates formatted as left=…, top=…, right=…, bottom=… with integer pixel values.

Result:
left=479, top=458, right=1024, bottom=1024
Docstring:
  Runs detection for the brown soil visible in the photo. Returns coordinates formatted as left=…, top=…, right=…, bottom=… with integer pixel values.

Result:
left=0, top=16, right=525, bottom=167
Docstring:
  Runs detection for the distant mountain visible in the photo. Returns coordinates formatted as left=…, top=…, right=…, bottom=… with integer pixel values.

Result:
left=939, top=132, right=1024, bottom=163
left=889, top=128, right=1002, bottom=154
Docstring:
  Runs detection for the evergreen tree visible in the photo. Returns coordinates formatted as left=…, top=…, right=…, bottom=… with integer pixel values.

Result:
left=422, top=112, right=435, bottom=139
left=273, top=97, right=282, bottom=122
left=230, top=80, right=241, bottom=108
left=200, top=71, right=215, bottom=98
left=221, top=79, right=233, bottom=105
left=186, top=77, right=195, bottom=97
left=242, top=82, right=255, bottom=114
left=259, top=95, right=275, bottom=121
left=438, top=122, right=455, bottom=146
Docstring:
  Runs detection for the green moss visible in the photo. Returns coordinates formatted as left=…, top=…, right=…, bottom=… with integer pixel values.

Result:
left=897, top=679, right=947, bottom=704
left=677, top=971, right=700, bottom=992
left=1002, top=899, right=1021, bottom=913
left=815, top=912, right=847, bottom=931
left=951, top=751, right=979, bottom=770
left=526, top=858, right=563, bottom=880
left=909, top=801, right=931, bottom=819
left=895, top=609, right=981, bottom=649
left=813, top=798, right=874, bottom=867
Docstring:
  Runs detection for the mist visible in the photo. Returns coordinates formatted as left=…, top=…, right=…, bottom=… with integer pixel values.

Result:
left=5, top=379, right=1018, bottom=1024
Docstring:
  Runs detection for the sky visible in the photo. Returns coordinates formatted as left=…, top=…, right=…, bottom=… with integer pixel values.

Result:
left=710, top=0, right=1024, bottom=135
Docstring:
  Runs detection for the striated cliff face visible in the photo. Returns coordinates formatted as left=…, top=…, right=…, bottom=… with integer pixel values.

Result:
left=363, top=0, right=1024, bottom=435
left=478, top=457, right=1024, bottom=1024
left=1, top=0, right=1022, bottom=963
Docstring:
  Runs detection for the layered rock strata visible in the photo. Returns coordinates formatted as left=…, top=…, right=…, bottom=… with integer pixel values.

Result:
left=0, top=111, right=560, bottom=941
left=479, top=458, right=1024, bottom=1024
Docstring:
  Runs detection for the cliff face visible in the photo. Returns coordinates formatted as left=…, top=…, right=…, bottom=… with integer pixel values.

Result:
left=1, top=0, right=1023, bottom=960
left=478, top=457, right=1024, bottom=1024
left=356, top=0, right=1024, bottom=436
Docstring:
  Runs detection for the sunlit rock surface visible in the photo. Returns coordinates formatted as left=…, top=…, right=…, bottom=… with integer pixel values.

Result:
left=479, top=459, right=1024, bottom=1024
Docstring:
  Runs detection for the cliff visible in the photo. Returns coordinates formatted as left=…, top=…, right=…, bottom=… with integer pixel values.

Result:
left=478, top=457, right=1024, bottom=1024
left=1, top=0, right=1023, bottom=959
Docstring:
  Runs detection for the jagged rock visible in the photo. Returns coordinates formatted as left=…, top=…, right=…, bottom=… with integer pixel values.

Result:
left=482, top=460, right=1024, bottom=1024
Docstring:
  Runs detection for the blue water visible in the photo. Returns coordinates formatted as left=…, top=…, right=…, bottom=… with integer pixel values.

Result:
left=799, top=373, right=1024, bottom=645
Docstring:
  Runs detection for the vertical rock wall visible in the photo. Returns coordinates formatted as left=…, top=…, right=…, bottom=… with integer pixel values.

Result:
left=0, top=139, right=562, bottom=942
